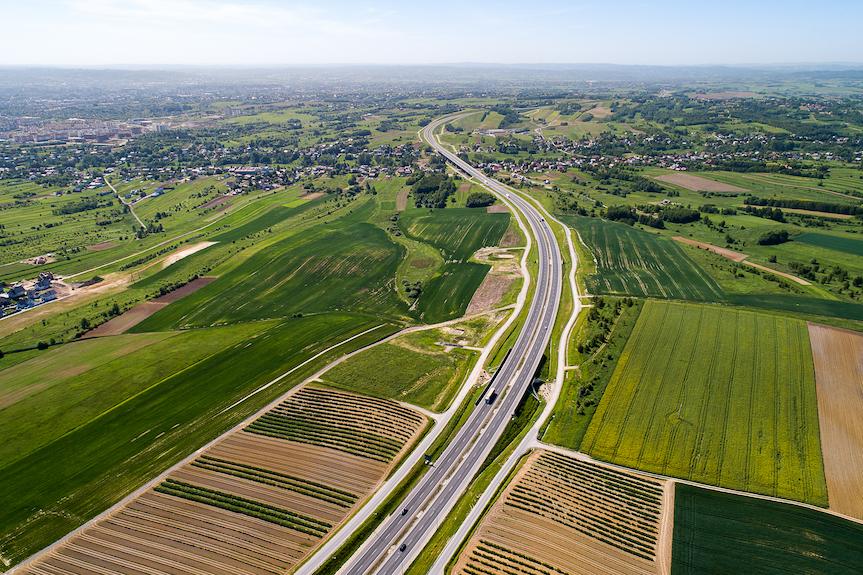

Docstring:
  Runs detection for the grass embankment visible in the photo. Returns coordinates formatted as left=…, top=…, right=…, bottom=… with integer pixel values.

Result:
left=581, top=300, right=828, bottom=505
left=544, top=297, right=643, bottom=450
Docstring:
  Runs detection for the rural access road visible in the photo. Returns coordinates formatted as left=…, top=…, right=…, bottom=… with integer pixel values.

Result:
left=103, top=177, right=146, bottom=229
left=338, top=113, right=563, bottom=575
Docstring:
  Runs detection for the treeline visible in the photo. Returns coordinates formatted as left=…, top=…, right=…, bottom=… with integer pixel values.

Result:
left=466, top=191, right=496, bottom=208
left=744, top=196, right=863, bottom=216
left=740, top=205, right=787, bottom=222
left=605, top=206, right=665, bottom=228
left=52, top=197, right=113, bottom=215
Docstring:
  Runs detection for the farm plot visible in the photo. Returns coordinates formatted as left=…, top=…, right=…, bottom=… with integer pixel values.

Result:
left=18, top=387, right=426, bottom=575
left=401, top=208, right=510, bottom=322
left=672, top=484, right=863, bottom=575
left=88, top=276, right=217, bottom=336
left=653, top=172, right=747, bottom=193
left=581, top=300, right=828, bottom=505
left=808, top=324, right=863, bottom=519
left=795, top=232, right=863, bottom=256
left=454, top=450, right=666, bottom=575
left=0, top=315, right=394, bottom=568
left=133, top=221, right=408, bottom=330
left=401, top=208, right=509, bottom=261
left=567, top=216, right=725, bottom=301
left=323, top=329, right=478, bottom=412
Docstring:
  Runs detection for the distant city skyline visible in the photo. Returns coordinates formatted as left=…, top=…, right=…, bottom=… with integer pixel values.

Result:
left=2, top=0, right=862, bottom=67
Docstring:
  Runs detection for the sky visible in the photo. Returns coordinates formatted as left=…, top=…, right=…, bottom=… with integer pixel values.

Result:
left=1, top=0, right=862, bottom=67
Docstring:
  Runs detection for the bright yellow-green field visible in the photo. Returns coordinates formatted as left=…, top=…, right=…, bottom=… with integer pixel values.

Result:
left=581, top=300, right=828, bottom=505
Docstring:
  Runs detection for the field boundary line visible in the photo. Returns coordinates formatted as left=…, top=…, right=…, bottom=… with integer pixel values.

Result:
left=533, top=441, right=863, bottom=527
left=219, top=323, right=389, bottom=413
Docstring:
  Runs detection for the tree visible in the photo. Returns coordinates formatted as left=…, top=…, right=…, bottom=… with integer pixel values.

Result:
left=80, top=317, right=91, bottom=330
left=466, top=191, right=496, bottom=208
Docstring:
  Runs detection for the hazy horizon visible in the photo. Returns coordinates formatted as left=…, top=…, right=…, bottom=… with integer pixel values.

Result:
left=3, top=0, right=862, bottom=67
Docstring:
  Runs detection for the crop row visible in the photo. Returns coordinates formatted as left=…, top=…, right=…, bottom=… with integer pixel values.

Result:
left=192, top=455, right=357, bottom=507
left=507, top=488, right=656, bottom=560
left=518, top=476, right=659, bottom=534
left=534, top=459, right=662, bottom=518
left=245, top=414, right=400, bottom=462
left=468, top=540, right=570, bottom=575
left=155, top=478, right=331, bottom=537
left=539, top=453, right=663, bottom=503
left=274, top=400, right=414, bottom=445
left=291, top=387, right=424, bottom=439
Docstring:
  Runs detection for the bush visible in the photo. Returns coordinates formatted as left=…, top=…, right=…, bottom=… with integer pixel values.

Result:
left=466, top=191, right=496, bottom=208
left=758, top=230, right=791, bottom=245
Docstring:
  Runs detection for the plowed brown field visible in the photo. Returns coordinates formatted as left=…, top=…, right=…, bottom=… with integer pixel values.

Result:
left=809, top=323, right=863, bottom=520
left=19, top=386, right=426, bottom=575
left=454, top=450, right=667, bottom=575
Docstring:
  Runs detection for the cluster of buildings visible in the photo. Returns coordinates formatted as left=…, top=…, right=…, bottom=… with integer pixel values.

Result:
left=0, top=117, right=169, bottom=145
left=0, top=272, right=59, bottom=317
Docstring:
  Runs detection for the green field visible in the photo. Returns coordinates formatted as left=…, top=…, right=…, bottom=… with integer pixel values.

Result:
left=673, top=484, right=863, bottom=574
left=401, top=208, right=509, bottom=322
left=133, top=218, right=408, bottom=330
left=0, top=325, right=260, bottom=464
left=401, top=208, right=509, bottom=261
left=567, top=215, right=725, bottom=301
left=581, top=300, right=827, bottom=505
left=0, top=314, right=394, bottom=566
left=323, top=329, right=478, bottom=412
left=795, top=231, right=863, bottom=255
left=543, top=298, right=644, bottom=450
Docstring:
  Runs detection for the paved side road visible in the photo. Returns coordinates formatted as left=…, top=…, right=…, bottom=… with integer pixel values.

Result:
left=338, top=113, right=564, bottom=575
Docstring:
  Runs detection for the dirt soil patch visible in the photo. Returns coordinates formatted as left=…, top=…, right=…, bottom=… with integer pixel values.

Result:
left=772, top=207, right=854, bottom=220
left=86, top=241, right=116, bottom=252
left=809, top=323, right=863, bottom=520
left=396, top=188, right=409, bottom=212
left=486, top=204, right=509, bottom=214
left=161, top=241, right=217, bottom=269
left=587, top=105, right=612, bottom=118
left=300, top=191, right=325, bottom=200
left=498, top=224, right=523, bottom=248
left=655, top=173, right=747, bottom=193
left=202, top=195, right=232, bottom=210
left=87, top=277, right=216, bottom=337
left=466, top=273, right=516, bottom=315
left=454, top=450, right=665, bottom=575
left=86, top=302, right=170, bottom=337
left=155, top=276, right=217, bottom=303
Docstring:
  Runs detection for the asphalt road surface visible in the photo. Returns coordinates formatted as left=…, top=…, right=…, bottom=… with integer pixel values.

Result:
left=341, top=114, right=563, bottom=575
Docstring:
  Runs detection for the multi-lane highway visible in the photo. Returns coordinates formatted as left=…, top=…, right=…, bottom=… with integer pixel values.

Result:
left=340, top=114, right=563, bottom=575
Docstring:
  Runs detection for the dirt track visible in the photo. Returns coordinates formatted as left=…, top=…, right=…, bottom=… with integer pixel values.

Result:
left=809, top=323, right=863, bottom=520
left=673, top=236, right=811, bottom=285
